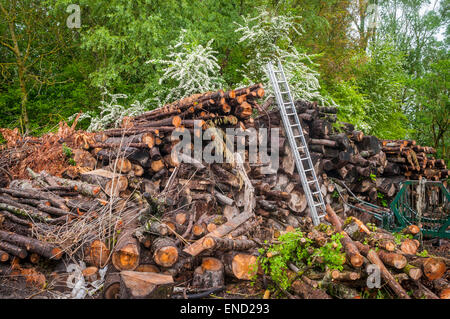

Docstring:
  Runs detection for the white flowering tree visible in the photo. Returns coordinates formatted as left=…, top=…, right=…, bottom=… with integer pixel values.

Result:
left=148, top=30, right=225, bottom=104
left=235, top=9, right=333, bottom=106
left=70, top=87, right=150, bottom=132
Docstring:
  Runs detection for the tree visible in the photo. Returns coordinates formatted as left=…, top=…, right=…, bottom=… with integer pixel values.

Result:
left=149, top=30, right=225, bottom=104
left=71, top=87, right=150, bottom=132
left=0, top=0, right=69, bottom=132
left=353, top=40, right=410, bottom=138
left=235, top=7, right=332, bottom=105
left=412, top=58, right=449, bottom=161
left=377, top=0, right=445, bottom=76
left=348, top=0, right=380, bottom=51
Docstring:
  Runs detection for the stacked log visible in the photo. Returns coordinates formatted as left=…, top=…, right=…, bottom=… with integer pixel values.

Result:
left=381, top=140, right=449, bottom=180
left=0, top=84, right=448, bottom=299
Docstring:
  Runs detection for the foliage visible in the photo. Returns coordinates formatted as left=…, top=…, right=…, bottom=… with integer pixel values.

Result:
left=149, top=30, right=225, bottom=103
left=324, top=80, right=370, bottom=132
left=353, top=40, right=411, bottom=139
left=234, top=8, right=333, bottom=106
left=392, top=232, right=413, bottom=245
left=62, top=143, right=76, bottom=166
left=69, top=87, right=150, bottom=132
left=257, top=229, right=345, bottom=290
left=410, top=57, right=450, bottom=163
left=377, top=192, right=388, bottom=207
left=416, top=249, right=429, bottom=257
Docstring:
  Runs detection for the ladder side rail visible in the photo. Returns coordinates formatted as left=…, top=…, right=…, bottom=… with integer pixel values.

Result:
left=267, top=62, right=324, bottom=225
left=278, top=61, right=325, bottom=219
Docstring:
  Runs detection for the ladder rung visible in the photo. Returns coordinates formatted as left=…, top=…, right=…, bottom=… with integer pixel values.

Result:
left=269, top=61, right=326, bottom=225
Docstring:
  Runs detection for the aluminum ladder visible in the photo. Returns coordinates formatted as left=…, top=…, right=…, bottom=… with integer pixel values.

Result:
left=267, top=60, right=326, bottom=226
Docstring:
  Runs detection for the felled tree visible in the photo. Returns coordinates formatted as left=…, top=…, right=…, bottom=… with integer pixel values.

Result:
left=148, top=30, right=225, bottom=104
left=70, top=87, right=150, bottom=132
left=234, top=8, right=333, bottom=106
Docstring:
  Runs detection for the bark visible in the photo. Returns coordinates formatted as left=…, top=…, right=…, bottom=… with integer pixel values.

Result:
left=103, top=266, right=121, bottom=299
left=0, top=240, right=27, bottom=259
left=366, top=250, right=411, bottom=299
left=201, top=237, right=257, bottom=251
left=0, top=230, right=62, bottom=259
left=192, top=257, right=224, bottom=289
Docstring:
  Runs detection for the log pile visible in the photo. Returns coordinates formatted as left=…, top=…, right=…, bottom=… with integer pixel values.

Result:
left=0, top=84, right=448, bottom=299
left=381, top=140, right=449, bottom=181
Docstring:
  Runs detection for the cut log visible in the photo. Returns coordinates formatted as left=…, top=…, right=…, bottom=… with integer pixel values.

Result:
left=103, top=266, right=121, bottom=299
left=82, top=266, right=99, bottom=282
left=440, top=288, right=450, bottom=299
left=221, top=252, right=258, bottom=280
left=112, top=211, right=140, bottom=271
left=401, top=225, right=421, bottom=236
left=119, top=271, right=174, bottom=299
left=192, top=257, right=224, bottom=289
left=201, top=237, right=256, bottom=251
left=81, top=169, right=128, bottom=196
left=89, top=240, right=110, bottom=268
left=288, top=190, right=307, bottom=213
left=0, top=250, right=8, bottom=262
left=152, top=237, right=179, bottom=268
left=403, top=264, right=423, bottom=280
left=330, top=270, right=361, bottom=281
left=378, top=251, right=407, bottom=269
left=366, top=250, right=411, bottom=299
left=109, top=158, right=132, bottom=174
left=0, top=230, right=62, bottom=259
left=50, top=176, right=102, bottom=197
left=420, top=258, right=447, bottom=280
left=73, top=149, right=97, bottom=170
left=135, top=264, right=160, bottom=273
left=400, top=239, right=419, bottom=255
left=183, top=210, right=255, bottom=257
left=340, top=232, right=364, bottom=268
left=0, top=241, right=27, bottom=259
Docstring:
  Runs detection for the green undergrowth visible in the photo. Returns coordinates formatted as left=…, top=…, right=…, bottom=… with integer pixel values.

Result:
left=255, top=229, right=346, bottom=290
